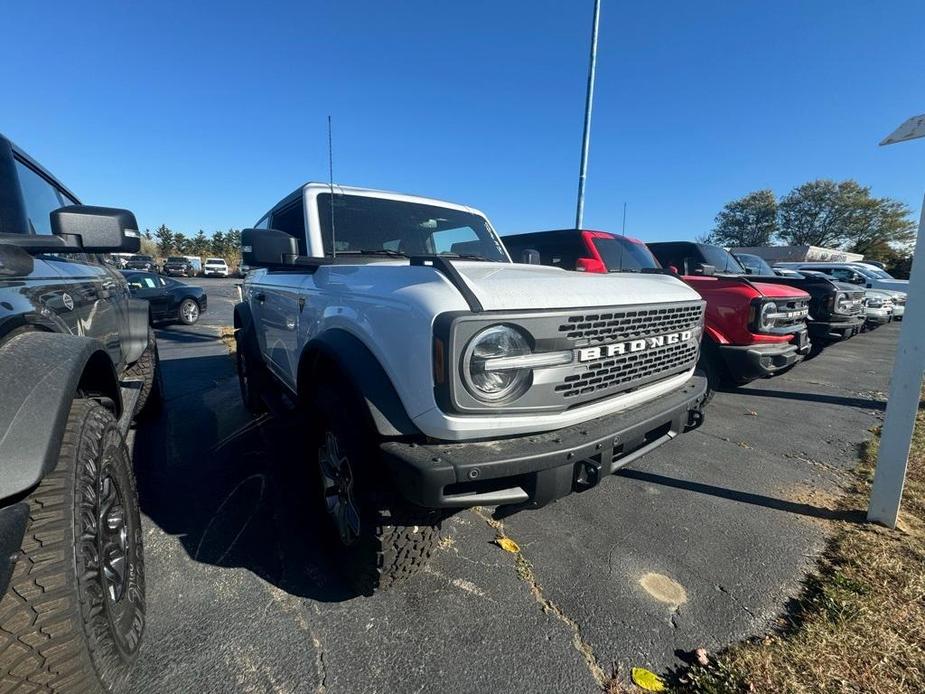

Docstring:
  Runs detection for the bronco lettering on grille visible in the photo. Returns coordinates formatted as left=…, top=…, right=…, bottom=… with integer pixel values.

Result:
left=577, top=330, right=693, bottom=363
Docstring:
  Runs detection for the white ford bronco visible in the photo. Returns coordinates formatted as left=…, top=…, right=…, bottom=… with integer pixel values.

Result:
left=234, top=183, right=708, bottom=594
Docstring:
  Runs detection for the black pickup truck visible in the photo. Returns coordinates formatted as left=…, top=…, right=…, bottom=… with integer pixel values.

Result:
left=733, top=252, right=866, bottom=341
left=0, top=134, right=157, bottom=691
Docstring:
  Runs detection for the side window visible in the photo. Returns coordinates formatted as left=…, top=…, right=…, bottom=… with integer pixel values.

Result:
left=15, top=159, right=63, bottom=235
left=127, top=274, right=158, bottom=289
left=254, top=215, right=269, bottom=230
left=270, top=200, right=306, bottom=254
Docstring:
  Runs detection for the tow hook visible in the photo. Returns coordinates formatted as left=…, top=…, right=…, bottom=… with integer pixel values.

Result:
left=574, top=458, right=603, bottom=492
left=686, top=406, right=705, bottom=431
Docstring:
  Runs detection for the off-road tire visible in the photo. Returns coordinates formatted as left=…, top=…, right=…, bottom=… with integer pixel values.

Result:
left=123, top=326, right=162, bottom=418
left=178, top=299, right=199, bottom=325
left=235, top=325, right=268, bottom=415
left=0, top=400, right=145, bottom=693
left=309, top=382, right=441, bottom=596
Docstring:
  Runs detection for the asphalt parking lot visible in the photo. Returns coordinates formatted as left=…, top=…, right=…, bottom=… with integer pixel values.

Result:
left=128, top=276, right=896, bottom=693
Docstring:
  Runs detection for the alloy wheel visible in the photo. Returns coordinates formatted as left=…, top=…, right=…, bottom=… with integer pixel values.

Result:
left=318, top=431, right=361, bottom=546
left=98, top=474, right=129, bottom=604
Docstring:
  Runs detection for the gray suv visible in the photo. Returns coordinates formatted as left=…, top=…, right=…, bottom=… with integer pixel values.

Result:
left=0, top=134, right=158, bottom=691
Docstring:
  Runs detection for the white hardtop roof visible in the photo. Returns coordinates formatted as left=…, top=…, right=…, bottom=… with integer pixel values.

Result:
left=301, top=182, right=489, bottom=220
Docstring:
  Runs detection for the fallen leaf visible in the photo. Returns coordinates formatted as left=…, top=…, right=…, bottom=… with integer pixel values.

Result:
left=694, top=647, right=709, bottom=666
left=631, top=667, right=666, bottom=692
left=495, top=537, right=520, bottom=553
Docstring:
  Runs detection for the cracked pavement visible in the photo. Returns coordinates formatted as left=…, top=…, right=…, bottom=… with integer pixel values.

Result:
left=127, top=278, right=897, bottom=692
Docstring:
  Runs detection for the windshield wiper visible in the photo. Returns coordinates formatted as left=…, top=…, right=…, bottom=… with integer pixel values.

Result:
left=333, top=249, right=409, bottom=258
left=436, top=253, right=497, bottom=262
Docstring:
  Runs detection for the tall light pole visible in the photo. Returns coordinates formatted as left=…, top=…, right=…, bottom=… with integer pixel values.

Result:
left=868, top=113, right=925, bottom=528
left=575, top=0, right=602, bottom=230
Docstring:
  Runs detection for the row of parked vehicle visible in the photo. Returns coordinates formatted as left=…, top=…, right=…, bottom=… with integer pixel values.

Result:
left=0, top=134, right=907, bottom=692
left=116, top=253, right=234, bottom=278
left=503, top=231, right=907, bottom=400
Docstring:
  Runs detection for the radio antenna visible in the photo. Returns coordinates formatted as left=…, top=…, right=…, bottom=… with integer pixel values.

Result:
left=328, top=115, right=336, bottom=259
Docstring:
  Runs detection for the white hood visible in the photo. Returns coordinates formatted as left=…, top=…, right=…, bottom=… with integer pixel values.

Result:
left=450, top=261, right=700, bottom=310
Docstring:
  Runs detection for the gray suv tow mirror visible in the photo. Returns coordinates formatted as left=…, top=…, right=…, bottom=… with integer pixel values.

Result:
left=50, top=206, right=140, bottom=253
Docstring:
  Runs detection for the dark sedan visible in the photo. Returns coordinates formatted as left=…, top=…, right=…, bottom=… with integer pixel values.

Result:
left=121, top=271, right=207, bottom=325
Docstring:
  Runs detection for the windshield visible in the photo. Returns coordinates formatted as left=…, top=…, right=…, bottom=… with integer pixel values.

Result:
left=167, top=257, right=187, bottom=263
left=130, top=255, right=152, bottom=262
left=316, top=193, right=508, bottom=261
left=857, top=264, right=894, bottom=279
left=206, top=258, right=224, bottom=264
left=734, top=253, right=774, bottom=276
left=594, top=236, right=660, bottom=272
left=699, top=245, right=746, bottom=274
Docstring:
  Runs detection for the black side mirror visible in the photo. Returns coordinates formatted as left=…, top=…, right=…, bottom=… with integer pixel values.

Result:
left=241, top=228, right=299, bottom=268
left=50, top=206, right=140, bottom=253
left=743, top=267, right=754, bottom=274
left=695, top=263, right=716, bottom=276
left=521, top=248, right=541, bottom=265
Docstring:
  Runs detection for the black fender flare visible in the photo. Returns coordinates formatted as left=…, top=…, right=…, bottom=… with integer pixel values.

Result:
left=123, top=297, right=151, bottom=364
left=0, top=332, right=121, bottom=500
left=298, top=330, right=420, bottom=437
left=233, top=301, right=253, bottom=333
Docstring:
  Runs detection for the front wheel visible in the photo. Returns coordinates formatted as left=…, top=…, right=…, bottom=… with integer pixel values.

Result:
left=310, top=382, right=441, bottom=595
left=0, top=400, right=145, bottom=692
left=178, top=298, right=200, bottom=325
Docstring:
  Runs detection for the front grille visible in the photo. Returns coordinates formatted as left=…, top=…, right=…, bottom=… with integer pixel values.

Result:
left=838, top=291, right=865, bottom=316
left=773, top=297, right=810, bottom=328
left=558, top=303, right=704, bottom=345
left=553, top=300, right=703, bottom=404
left=555, top=339, right=699, bottom=400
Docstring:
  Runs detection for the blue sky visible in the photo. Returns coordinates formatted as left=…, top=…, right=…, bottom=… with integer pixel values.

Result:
left=1, top=1, right=922, bottom=241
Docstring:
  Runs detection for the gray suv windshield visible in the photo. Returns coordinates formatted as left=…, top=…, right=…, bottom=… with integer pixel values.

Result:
left=316, top=193, right=507, bottom=261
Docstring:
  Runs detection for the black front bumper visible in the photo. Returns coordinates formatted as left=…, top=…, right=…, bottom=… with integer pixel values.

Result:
left=808, top=315, right=864, bottom=341
left=719, top=330, right=809, bottom=383
left=382, top=374, right=707, bottom=511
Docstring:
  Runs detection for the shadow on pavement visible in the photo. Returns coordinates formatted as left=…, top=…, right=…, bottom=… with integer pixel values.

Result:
left=733, top=387, right=886, bottom=411
left=616, top=469, right=865, bottom=522
left=133, top=350, right=358, bottom=603
left=154, top=327, right=224, bottom=344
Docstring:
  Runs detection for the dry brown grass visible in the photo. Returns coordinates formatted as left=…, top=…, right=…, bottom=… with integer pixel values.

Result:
left=672, top=394, right=925, bottom=694
left=220, top=326, right=237, bottom=354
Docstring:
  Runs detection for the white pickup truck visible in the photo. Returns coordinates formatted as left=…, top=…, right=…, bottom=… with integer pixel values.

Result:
left=234, top=183, right=708, bottom=593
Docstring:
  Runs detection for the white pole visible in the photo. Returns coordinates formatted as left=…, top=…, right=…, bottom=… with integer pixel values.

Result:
left=575, top=0, right=601, bottom=230
left=867, top=116, right=925, bottom=527
left=868, top=198, right=925, bottom=526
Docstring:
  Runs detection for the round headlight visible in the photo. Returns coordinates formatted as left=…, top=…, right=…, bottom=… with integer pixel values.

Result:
left=463, top=325, right=531, bottom=402
left=758, top=301, right=777, bottom=331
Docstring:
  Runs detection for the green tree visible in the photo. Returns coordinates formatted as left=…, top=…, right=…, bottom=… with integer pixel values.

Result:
left=777, top=180, right=864, bottom=247
left=778, top=179, right=916, bottom=260
left=844, top=197, right=917, bottom=260
left=191, top=229, right=209, bottom=256
left=711, top=189, right=778, bottom=247
left=173, top=233, right=191, bottom=255
left=154, top=225, right=175, bottom=257
left=210, top=230, right=226, bottom=258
